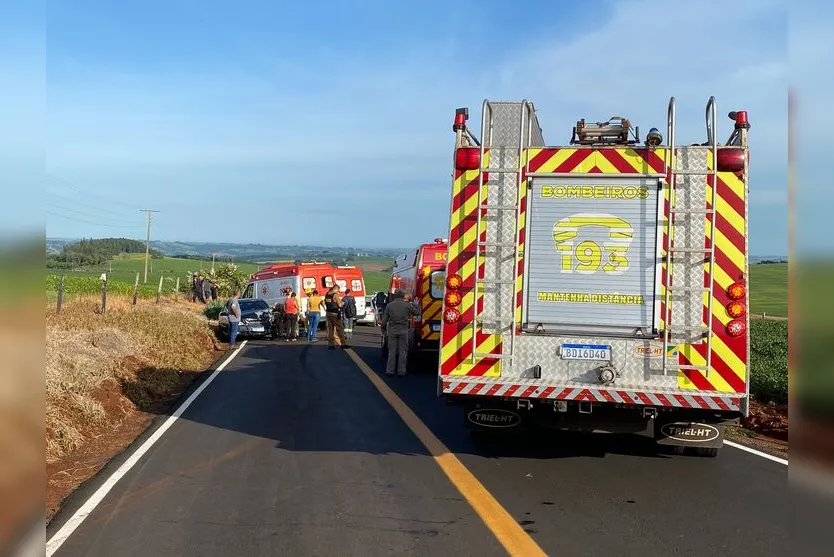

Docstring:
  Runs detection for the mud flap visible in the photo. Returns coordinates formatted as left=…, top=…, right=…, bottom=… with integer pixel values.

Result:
left=654, top=420, right=724, bottom=449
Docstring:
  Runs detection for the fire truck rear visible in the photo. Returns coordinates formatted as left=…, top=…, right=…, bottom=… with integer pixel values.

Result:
left=438, top=97, right=751, bottom=457
left=383, top=238, right=448, bottom=359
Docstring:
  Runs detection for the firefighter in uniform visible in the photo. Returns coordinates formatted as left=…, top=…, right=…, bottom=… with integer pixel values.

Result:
left=381, top=289, right=421, bottom=376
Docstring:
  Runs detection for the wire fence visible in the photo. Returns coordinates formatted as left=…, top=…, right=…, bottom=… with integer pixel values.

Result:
left=47, top=273, right=184, bottom=314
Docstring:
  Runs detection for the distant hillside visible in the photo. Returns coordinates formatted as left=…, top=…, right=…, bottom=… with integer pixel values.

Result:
left=47, top=237, right=164, bottom=269
left=148, top=240, right=407, bottom=262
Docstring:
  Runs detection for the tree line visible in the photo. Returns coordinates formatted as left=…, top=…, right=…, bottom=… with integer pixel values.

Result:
left=46, top=237, right=164, bottom=269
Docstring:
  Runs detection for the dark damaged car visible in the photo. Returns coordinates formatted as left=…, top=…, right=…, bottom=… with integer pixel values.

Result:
left=217, top=298, right=276, bottom=340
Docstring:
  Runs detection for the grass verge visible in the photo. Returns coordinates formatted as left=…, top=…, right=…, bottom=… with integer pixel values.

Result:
left=45, top=295, right=222, bottom=518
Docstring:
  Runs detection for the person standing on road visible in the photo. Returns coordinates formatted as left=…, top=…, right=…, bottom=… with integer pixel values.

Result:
left=284, top=291, right=300, bottom=341
left=342, top=288, right=357, bottom=341
left=306, top=289, right=324, bottom=341
left=381, top=289, right=421, bottom=376
left=324, top=285, right=347, bottom=350
left=226, top=289, right=242, bottom=348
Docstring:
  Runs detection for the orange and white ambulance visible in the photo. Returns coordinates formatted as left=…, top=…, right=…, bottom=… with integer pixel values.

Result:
left=381, top=238, right=448, bottom=358
left=245, top=261, right=366, bottom=319
left=438, top=98, right=751, bottom=456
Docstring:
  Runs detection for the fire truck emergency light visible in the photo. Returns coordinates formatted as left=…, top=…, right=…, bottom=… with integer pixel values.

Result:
left=455, top=147, right=480, bottom=170
left=726, top=319, right=746, bottom=337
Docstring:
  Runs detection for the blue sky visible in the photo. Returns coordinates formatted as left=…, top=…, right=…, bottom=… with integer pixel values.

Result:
left=27, top=0, right=790, bottom=252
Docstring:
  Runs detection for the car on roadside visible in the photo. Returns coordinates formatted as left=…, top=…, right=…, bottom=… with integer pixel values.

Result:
left=217, top=298, right=276, bottom=340
left=356, top=295, right=377, bottom=326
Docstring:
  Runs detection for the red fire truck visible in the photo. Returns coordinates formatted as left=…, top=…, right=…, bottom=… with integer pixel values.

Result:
left=245, top=262, right=367, bottom=320
left=380, top=238, right=448, bottom=360
left=438, top=97, right=751, bottom=456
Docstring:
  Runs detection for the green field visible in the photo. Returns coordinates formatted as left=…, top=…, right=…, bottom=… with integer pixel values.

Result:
left=49, top=254, right=261, bottom=287
left=748, top=263, right=788, bottom=317
left=47, top=253, right=394, bottom=297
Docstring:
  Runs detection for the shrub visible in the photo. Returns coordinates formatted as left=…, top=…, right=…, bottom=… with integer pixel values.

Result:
left=749, top=319, right=788, bottom=403
left=203, top=300, right=225, bottom=320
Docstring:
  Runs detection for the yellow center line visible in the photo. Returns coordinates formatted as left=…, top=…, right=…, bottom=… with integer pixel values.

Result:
left=345, top=349, right=547, bottom=557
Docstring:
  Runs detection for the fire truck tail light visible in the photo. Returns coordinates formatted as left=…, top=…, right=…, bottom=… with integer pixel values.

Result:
left=727, top=282, right=746, bottom=300
left=445, top=291, right=462, bottom=307
left=444, top=308, right=461, bottom=324
left=446, top=274, right=463, bottom=290
left=455, top=147, right=480, bottom=170
left=716, top=148, right=746, bottom=172
left=726, top=319, right=746, bottom=337
left=727, top=301, right=746, bottom=318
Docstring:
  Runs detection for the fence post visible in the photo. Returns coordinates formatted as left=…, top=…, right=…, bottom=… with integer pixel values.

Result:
left=100, top=273, right=107, bottom=314
left=157, top=276, right=164, bottom=303
left=56, top=275, right=64, bottom=315
left=175, top=277, right=180, bottom=300
left=132, top=272, right=140, bottom=306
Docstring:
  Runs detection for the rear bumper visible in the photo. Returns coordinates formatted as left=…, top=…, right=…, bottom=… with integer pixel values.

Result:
left=441, top=378, right=745, bottom=414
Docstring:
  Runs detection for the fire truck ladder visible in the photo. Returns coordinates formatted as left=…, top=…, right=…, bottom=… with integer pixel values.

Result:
left=662, top=96, right=719, bottom=377
left=470, top=100, right=535, bottom=364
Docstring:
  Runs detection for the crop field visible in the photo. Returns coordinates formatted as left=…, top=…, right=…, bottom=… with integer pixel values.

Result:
left=50, top=254, right=261, bottom=286
left=748, top=262, right=788, bottom=317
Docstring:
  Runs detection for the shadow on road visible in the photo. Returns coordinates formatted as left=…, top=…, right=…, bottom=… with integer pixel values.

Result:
left=136, top=325, right=673, bottom=462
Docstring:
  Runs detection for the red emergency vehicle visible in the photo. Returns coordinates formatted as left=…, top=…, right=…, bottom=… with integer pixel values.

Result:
left=439, top=97, right=751, bottom=457
left=245, top=262, right=366, bottom=319
left=381, top=238, right=448, bottom=359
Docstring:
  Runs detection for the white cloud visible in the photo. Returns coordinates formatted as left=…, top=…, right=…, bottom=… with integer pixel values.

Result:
left=44, top=0, right=787, bottom=247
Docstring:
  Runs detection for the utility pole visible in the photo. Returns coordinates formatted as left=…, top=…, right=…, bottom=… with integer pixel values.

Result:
left=140, top=209, right=160, bottom=283
left=211, top=252, right=216, bottom=273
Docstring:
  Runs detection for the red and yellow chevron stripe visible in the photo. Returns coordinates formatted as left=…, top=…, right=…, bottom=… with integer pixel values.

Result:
left=440, top=146, right=749, bottom=398
left=419, top=272, right=443, bottom=342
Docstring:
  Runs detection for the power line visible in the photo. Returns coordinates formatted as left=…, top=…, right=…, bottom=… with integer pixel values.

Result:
left=46, top=201, right=144, bottom=225
left=46, top=190, right=138, bottom=219
left=46, top=173, right=139, bottom=211
left=46, top=210, right=145, bottom=229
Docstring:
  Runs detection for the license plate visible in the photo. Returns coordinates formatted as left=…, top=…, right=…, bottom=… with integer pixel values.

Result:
left=561, top=344, right=611, bottom=361
left=248, top=326, right=264, bottom=332
left=431, top=324, right=442, bottom=332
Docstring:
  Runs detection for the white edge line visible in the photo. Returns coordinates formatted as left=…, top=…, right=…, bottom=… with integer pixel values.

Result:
left=725, top=439, right=788, bottom=466
left=45, top=341, right=248, bottom=556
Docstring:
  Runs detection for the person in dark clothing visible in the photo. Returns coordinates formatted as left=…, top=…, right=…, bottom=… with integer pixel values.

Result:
left=381, top=289, right=421, bottom=376
left=202, top=278, right=212, bottom=304
left=342, top=288, right=357, bottom=340
left=210, top=281, right=218, bottom=301
left=324, top=285, right=347, bottom=349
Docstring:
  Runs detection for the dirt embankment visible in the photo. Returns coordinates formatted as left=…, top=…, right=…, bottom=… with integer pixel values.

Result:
left=45, top=296, right=224, bottom=520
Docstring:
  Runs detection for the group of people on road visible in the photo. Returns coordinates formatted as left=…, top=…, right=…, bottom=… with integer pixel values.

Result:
left=273, top=285, right=358, bottom=347
left=191, top=274, right=218, bottom=304
left=221, top=284, right=421, bottom=377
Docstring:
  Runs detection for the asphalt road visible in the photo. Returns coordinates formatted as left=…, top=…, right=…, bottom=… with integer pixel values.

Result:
left=48, top=326, right=790, bottom=556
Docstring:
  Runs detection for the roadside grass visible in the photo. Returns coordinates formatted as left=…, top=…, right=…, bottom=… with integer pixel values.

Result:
left=749, top=262, right=787, bottom=317
left=45, top=295, right=218, bottom=463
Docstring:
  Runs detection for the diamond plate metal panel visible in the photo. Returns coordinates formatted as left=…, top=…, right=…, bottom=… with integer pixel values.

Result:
left=508, top=335, right=681, bottom=390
